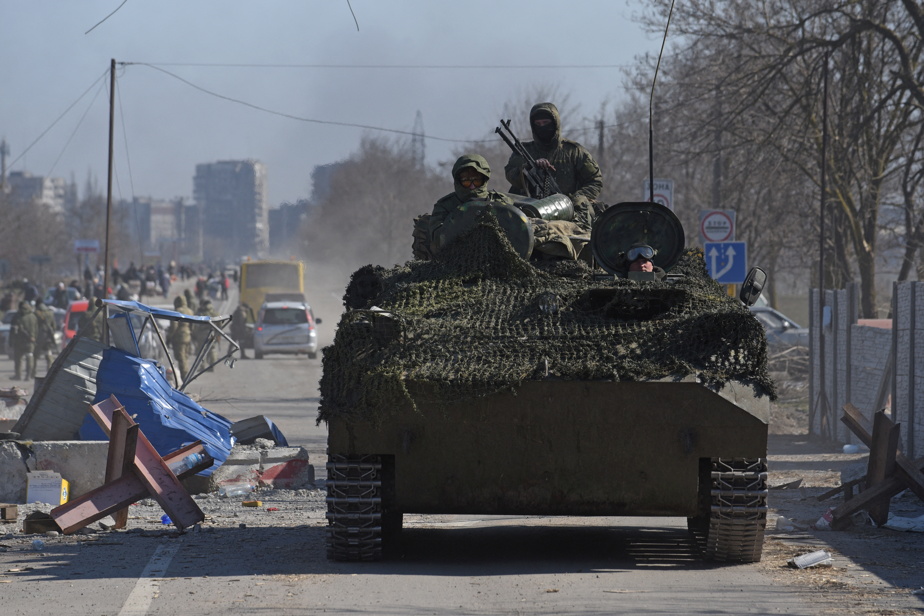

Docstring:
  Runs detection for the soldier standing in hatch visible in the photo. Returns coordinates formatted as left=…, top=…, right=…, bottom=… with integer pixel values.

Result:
left=168, top=295, right=194, bottom=381
left=504, top=102, right=603, bottom=231
left=429, top=154, right=515, bottom=254
left=33, top=298, right=58, bottom=373
left=10, top=301, right=38, bottom=381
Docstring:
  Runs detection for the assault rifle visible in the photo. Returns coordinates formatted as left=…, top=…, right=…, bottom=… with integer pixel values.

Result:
left=495, top=119, right=561, bottom=199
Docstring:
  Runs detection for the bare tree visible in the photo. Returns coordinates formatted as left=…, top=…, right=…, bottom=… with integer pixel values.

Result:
left=632, top=0, right=924, bottom=316
left=0, top=192, right=70, bottom=289
left=302, top=136, right=444, bottom=270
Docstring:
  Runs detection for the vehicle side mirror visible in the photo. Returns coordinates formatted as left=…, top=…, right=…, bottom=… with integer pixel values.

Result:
left=316, top=317, right=323, bottom=325
left=739, top=267, right=767, bottom=307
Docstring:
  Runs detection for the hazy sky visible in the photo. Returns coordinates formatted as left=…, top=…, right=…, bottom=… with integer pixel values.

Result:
left=1, top=1, right=659, bottom=207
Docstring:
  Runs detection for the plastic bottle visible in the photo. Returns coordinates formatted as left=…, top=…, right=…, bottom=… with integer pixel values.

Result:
left=775, top=515, right=794, bottom=531
left=168, top=452, right=206, bottom=475
left=218, top=482, right=255, bottom=498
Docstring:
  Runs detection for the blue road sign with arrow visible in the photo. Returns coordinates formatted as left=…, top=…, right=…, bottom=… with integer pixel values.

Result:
left=704, top=241, right=747, bottom=284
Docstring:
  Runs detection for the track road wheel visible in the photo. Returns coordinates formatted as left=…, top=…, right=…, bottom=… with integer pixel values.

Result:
left=688, top=457, right=768, bottom=563
left=326, top=454, right=385, bottom=561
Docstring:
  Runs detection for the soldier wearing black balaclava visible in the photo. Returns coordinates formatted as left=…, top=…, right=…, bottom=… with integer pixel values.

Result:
left=429, top=154, right=515, bottom=254
left=504, top=102, right=603, bottom=231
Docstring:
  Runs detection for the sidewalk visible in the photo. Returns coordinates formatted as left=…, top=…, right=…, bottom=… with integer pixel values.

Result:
left=763, top=431, right=924, bottom=612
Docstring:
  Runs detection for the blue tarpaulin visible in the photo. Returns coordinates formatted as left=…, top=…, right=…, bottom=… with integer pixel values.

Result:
left=79, top=347, right=234, bottom=475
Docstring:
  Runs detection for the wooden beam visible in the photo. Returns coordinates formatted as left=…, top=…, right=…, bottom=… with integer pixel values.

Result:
left=91, top=396, right=204, bottom=530
left=866, top=411, right=901, bottom=526
left=104, top=408, right=138, bottom=529
left=51, top=396, right=211, bottom=534
left=842, top=404, right=924, bottom=502
left=51, top=443, right=210, bottom=534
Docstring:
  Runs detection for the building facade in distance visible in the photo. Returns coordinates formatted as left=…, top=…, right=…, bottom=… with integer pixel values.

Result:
left=194, top=160, right=268, bottom=262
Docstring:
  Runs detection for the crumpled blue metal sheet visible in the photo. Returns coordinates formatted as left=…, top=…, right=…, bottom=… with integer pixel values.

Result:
left=79, top=348, right=234, bottom=475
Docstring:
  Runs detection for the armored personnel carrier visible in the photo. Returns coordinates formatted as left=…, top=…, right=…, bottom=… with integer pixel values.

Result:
left=320, top=201, right=773, bottom=563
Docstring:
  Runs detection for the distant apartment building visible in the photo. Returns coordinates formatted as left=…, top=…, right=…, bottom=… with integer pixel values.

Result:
left=268, top=200, right=310, bottom=256
left=117, top=196, right=188, bottom=263
left=193, top=160, right=268, bottom=262
left=3, top=170, right=76, bottom=213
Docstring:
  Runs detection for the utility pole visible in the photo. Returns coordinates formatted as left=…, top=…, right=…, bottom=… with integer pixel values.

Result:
left=411, top=111, right=425, bottom=169
left=711, top=86, right=722, bottom=209
left=103, top=58, right=116, bottom=344
left=0, top=138, right=9, bottom=190
left=596, top=119, right=605, bottom=170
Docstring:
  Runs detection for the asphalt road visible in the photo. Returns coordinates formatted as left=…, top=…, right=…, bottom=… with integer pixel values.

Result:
left=0, top=284, right=916, bottom=615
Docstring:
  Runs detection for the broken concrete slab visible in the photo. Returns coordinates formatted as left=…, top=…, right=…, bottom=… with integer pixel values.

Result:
left=209, top=442, right=314, bottom=490
left=0, top=438, right=313, bottom=504
left=0, top=440, right=108, bottom=503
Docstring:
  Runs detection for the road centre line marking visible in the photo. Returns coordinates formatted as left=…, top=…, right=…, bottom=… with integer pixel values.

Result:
left=118, top=543, right=180, bottom=616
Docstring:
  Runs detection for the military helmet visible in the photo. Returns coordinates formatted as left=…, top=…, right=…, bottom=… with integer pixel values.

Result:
left=452, top=154, right=491, bottom=181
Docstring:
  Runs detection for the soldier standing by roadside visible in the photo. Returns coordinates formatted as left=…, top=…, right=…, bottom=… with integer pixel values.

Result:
left=168, top=295, right=194, bottom=382
left=33, top=298, right=58, bottom=374
left=184, top=288, right=196, bottom=311
left=231, top=303, right=251, bottom=359
left=11, top=301, right=38, bottom=381
left=194, top=298, right=220, bottom=371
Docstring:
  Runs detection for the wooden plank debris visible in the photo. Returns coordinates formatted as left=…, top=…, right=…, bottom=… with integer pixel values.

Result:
left=829, top=404, right=924, bottom=529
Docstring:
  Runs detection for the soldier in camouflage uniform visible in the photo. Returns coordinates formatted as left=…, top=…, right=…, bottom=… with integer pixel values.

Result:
left=504, top=102, right=603, bottom=231
left=231, top=303, right=251, bottom=359
left=11, top=301, right=38, bottom=381
left=167, top=295, right=194, bottom=382
left=183, top=288, right=196, bottom=311
left=429, top=154, right=516, bottom=254
left=33, top=298, right=58, bottom=373
left=194, top=298, right=220, bottom=371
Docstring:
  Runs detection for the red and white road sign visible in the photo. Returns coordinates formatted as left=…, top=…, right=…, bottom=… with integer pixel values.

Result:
left=700, top=210, right=735, bottom=243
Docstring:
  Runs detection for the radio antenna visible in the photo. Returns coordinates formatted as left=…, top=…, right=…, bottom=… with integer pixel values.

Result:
left=649, top=1, right=676, bottom=202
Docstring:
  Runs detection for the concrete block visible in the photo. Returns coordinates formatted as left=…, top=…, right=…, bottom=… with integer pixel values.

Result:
left=260, top=446, right=308, bottom=467
left=29, top=441, right=108, bottom=499
left=259, top=446, right=313, bottom=489
left=208, top=444, right=314, bottom=491
left=0, top=441, right=29, bottom=503
left=0, top=440, right=108, bottom=503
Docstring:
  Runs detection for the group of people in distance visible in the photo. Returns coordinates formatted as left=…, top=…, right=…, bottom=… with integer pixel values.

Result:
left=428, top=102, right=657, bottom=277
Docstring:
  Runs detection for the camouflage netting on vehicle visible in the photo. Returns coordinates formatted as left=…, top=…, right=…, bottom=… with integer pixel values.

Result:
left=318, top=215, right=775, bottom=425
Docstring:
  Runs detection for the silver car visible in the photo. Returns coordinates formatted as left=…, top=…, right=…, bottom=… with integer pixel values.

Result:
left=749, top=306, right=809, bottom=350
left=253, top=301, right=321, bottom=359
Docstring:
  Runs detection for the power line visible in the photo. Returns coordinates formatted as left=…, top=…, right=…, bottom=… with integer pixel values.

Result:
left=10, top=69, right=110, bottom=169
left=47, top=77, right=107, bottom=177
left=128, top=62, right=633, bottom=70
left=128, top=62, right=494, bottom=144
left=128, top=63, right=632, bottom=145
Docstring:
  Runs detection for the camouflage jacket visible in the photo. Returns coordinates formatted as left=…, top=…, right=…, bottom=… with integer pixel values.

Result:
left=429, top=153, right=516, bottom=252
left=35, top=306, right=58, bottom=349
left=503, top=102, right=602, bottom=230
left=11, top=305, right=38, bottom=348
